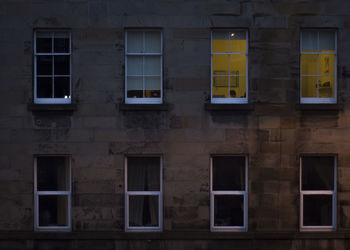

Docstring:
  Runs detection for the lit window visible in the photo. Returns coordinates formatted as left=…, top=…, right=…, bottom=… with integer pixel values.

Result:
left=300, top=156, right=336, bottom=231
left=125, top=157, right=162, bottom=231
left=34, top=31, right=71, bottom=104
left=125, top=30, right=162, bottom=104
left=211, top=30, right=248, bottom=103
left=34, top=156, right=71, bottom=231
left=210, top=156, right=248, bottom=231
left=300, top=30, right=337, bottom=103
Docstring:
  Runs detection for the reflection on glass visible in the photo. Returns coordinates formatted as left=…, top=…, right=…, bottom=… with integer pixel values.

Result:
left=214, top=195, right=244, bottom=227
left=37, top=77, right=52, bottom=98
left=145, top=32, right=161, bottom=53
left=303, top=195, right=332, bottom=226
left=301, top=31, right=318, bottom=51
left=127, top=56, right=143, bottom=75
left=127, top=77, right=143, bottom=98
left=213, top=156, right=245, bottom=191
left=319, top=31, right=335, bottom=51
left=128, top=157, right=160, bottom=191
left=127, top=32, right=143, bottom=53
left=129, top=195, right=159, bottom=227
left=301, top=76, right=317, bottom=98
left=39, top=195, right=68, bottom=227
left=302, top=156, right=334, bottom=190
left=144, top=56, right=161, bottom=75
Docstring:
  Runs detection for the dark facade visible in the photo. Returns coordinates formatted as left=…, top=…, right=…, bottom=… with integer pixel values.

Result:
left=1, top=0, right=350, bottom=249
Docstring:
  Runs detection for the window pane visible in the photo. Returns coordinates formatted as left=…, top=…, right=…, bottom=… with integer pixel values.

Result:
left=319, top=54, right=335, bottom=76
left=230, top=76, right=246, bottom=98
left=128, top=157, right=160, bottom=191
left=303, top=195, right=332, bottom=226
left=145, top=31, right=161, bottom=53
left=302, top=156, right=334, bottom=190
left=145, top=77, right=161, bottom=98
left=144, top=56, right=161, bottom=75
left=229, top=31, right=246, bottom=53
left=127, top=56, right=143, bottom=76
left=229, top=54, right=246, bottom=75
left=319, top=31, right=335, bottom=52
left=213, top=77, right=228, bottom=98
left=54, top=33, right=70, bottom=53
left=127, top=76, right=143, bottom=98
left=214, top=195, right=244, bottom=227
left=37, top=56, right=52, bottom=75
left=37, top=77, right=52, bottom=98
left=129, top=195, right=159, bottom=227
left=212, top=55, right=229, bottom=76
left=301, top=76, right=317, bottom=98
left=302, top=31, right=318, bottom=51
left=301, top=54, right=317, bottom=75
left=54, top=56, right=70, bottom=75
left=213, top=156, right=246, bottom=191
left=37, top=156, right=69, bottom=191
left=54, top=77, right=70, bottom=98
left=319, top=76, right=335, bottom=98
left=38, top=195, right=68, bottom=227
left=212, top=31, right=229, bottom=53
left=127, top=32, right=143, bottom=53
left=36, top=33, right=52, bottom=53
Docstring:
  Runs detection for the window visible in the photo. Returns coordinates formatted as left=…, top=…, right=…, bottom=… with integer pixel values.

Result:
left=34, top=156, right=71, bottom=231
left=300, top=156, right=337, bottom=231
left=300, top=30, right=337, bottom=103
left=34, top=31, right=71, bottom=104
left=125, top=30, right=163, bottom=104
left=125, top=156, right=162, bottom=231
left=211, top=30, right=248, bottom=103
left=210, top=156, right=248, bottom=231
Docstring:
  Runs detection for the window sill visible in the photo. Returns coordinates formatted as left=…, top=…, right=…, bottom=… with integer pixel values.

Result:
left=295, top=104, right=343, bottom=111
left=118, top=103, right=170, bottom=111
left=205, top=103, right=254, bottom=111
left=28, top=104, right=77, bottom=113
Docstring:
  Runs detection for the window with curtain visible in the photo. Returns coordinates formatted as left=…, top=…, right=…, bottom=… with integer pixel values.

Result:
left=300, top=30, right=337, bottom=103
left=34, top=156, right=71, bottom=231
left=210, top=156, right=248, bottom=231
left=300, top=156, right=336, bottom=231
left=211, top=30, right=248, bottom=103
left=125, top=30, right=162, bottom=104
left=125, top=156, right=162, bottom=231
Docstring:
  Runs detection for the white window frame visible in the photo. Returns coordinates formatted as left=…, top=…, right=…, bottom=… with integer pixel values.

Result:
left=125, top=30, right=163, bottom=104
left=210, top=155, right=248, bottom=232
left=299, top=155, right=337, bottom=231
left=210, top=30, right=248, bottom=104
left=300, top=30, right=337, bottom=104
left=125, top=156, right=163, bottom=232
left=34, top=31, right=72, bottom=104
left=34, top=155, right=72, bottom=232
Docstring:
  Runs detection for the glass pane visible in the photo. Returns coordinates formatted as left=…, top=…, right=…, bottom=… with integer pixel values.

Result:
left=229, top=31, right=247, bottom=53
left=145, top=77, right=161, bottom=98
left=214, top=195, right=244, bottom=227
left=319, top=76, right=335, bottom=98
left=301, top=54, right=317, bottom=75
left=301, top=76, right=317, bottom=98
left=127, top=31, right=143, bottom=53
left=213, top=77, right=228, bottom=98
left=302, top=31, right=318, bottom=51
left=229, top=54, right=246, bottom=75
left=212, top=31, right=229, bottom=53
left=303, top=195, right=333, bottom=226
left=37, top=56, right=52, bottom=75
left=38, top=195, right=68, bottom=227
left=213, top=156, right=246, bottom=191
left=37, top=77, right=52, bottom=98
left=302, top=156, right=334, bottom=190
left=37, top=156, right=69, bottom=191
left=54, top=33, right=70, bottom=53
left=129, top=195, right=159, bottom=227
left=212, top=55, right=229, bottom=76
left=127, top=76, right=143, bottom=98
left=54, top=77, right=70, bottom=98
left=144, top=56, right=161, bottom=75
left=127, top=157, right=160, bottom=191
left=319, top=54, right=335, bottom=75
left=127, top=56, right=143, bottom=76
left=54, top=56, right=70, bottom=75
left=145, top=31, right=161, bottom=53
left=319, top=31, right=335, bottom=52
left=230, top=76, right=246, bottom=98
left=36, top=33, right=52, bottom=53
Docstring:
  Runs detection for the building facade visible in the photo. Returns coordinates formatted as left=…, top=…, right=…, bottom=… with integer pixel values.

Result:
left=1, top=0, right=350, bottom=249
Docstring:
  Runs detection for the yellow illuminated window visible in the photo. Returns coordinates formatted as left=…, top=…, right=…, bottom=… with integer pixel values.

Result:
left=300, top=30, right=336, bottom=103
left=211, top=31, right=248, bottom=103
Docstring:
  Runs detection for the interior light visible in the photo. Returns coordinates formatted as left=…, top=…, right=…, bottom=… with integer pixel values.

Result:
left=230, top=33, right=235, bottom=37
